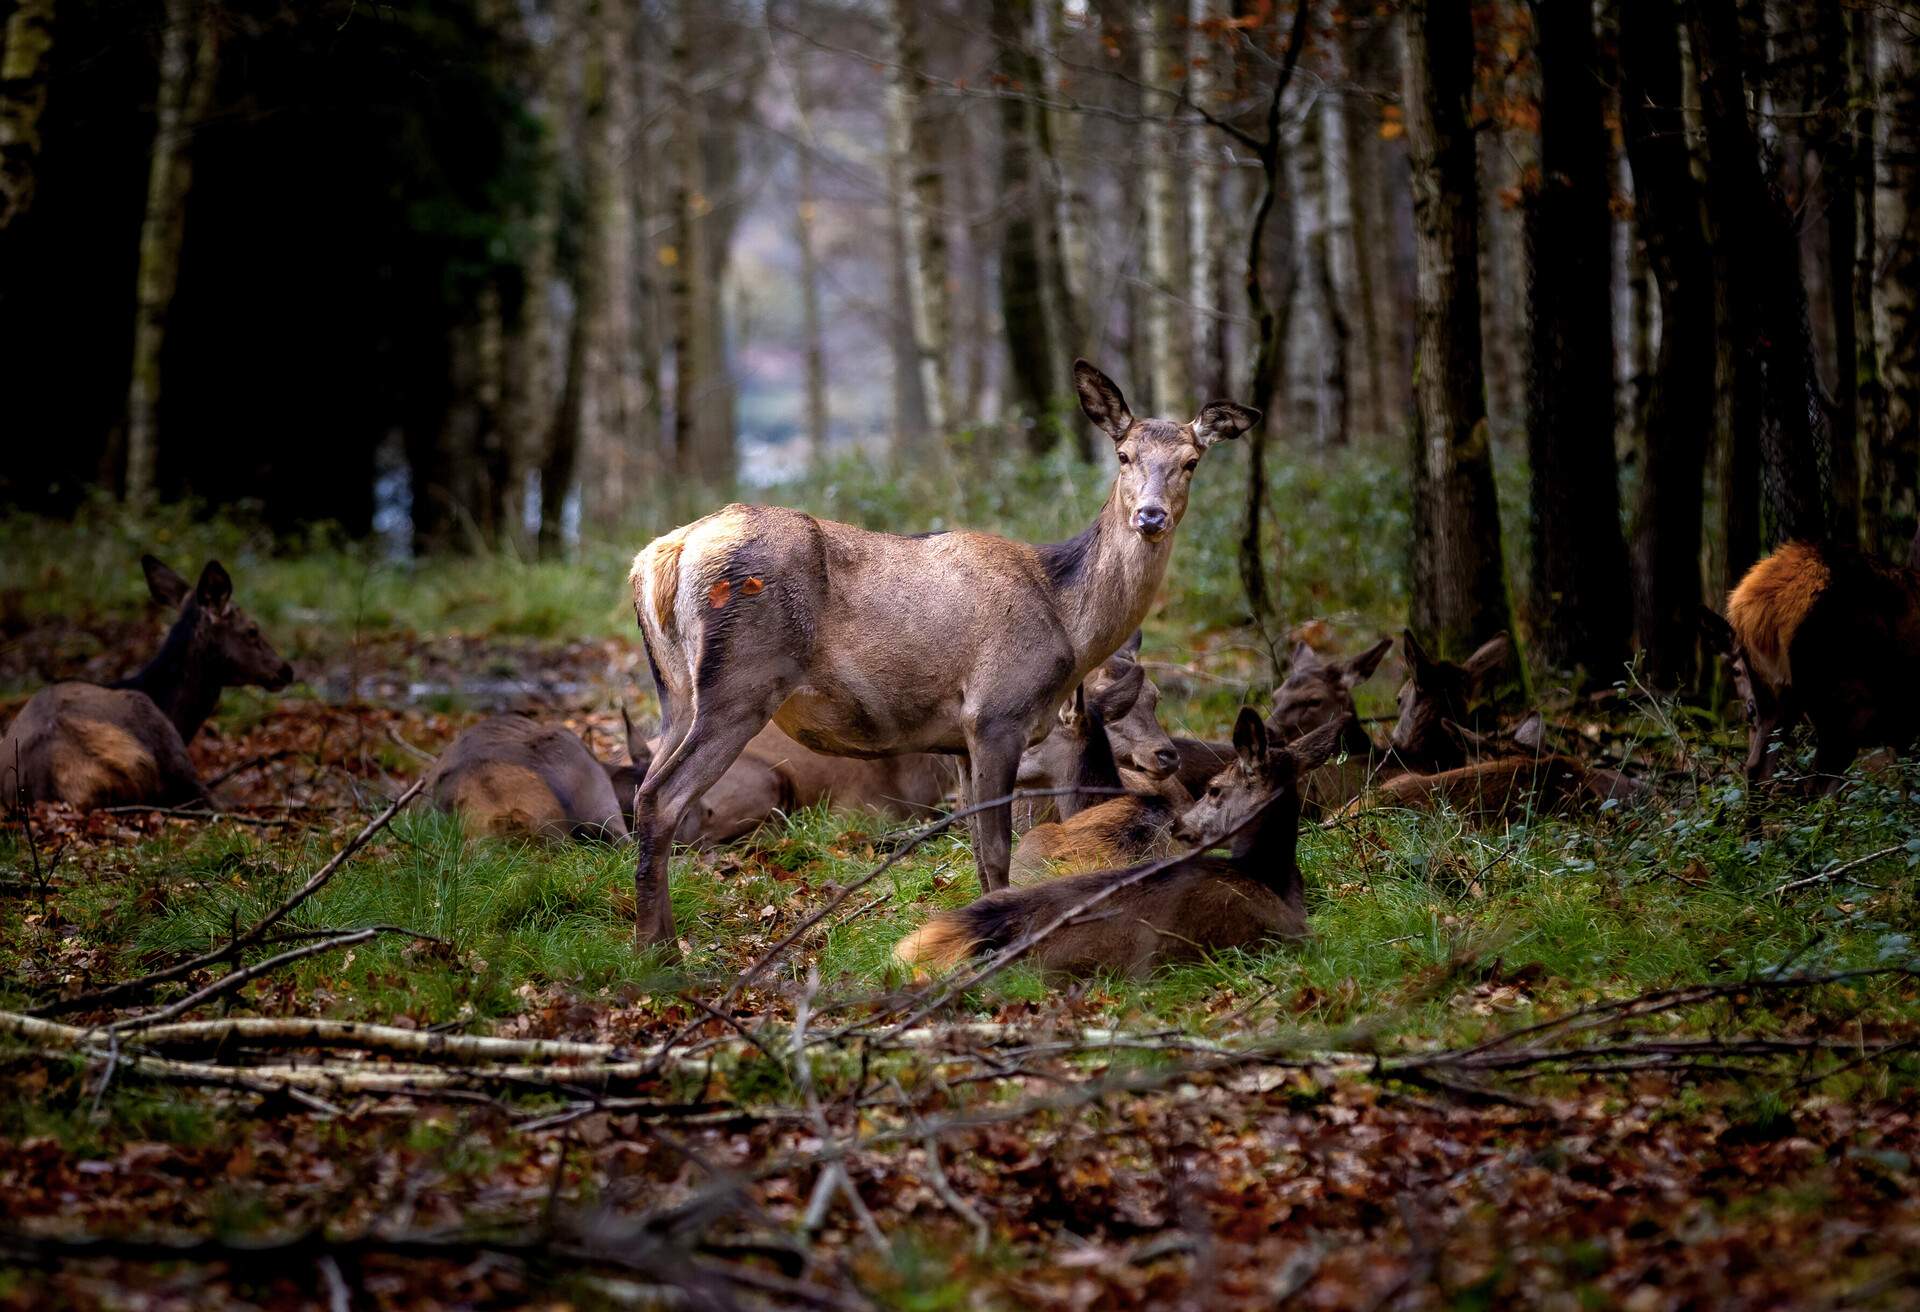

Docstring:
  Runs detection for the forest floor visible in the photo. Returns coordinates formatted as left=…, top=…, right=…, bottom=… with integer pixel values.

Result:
left=3, top=449, right=1920, bottom=1310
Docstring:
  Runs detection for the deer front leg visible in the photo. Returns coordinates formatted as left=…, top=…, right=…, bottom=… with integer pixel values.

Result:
left=965, top=724, right=1023, bottom=894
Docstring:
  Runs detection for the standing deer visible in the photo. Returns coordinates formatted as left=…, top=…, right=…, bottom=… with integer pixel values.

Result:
left=1, top=557, right=293, bottom=810
left=625, top=360, right=1257, bottom=945
left=1700, top=536, right=1920, bottom=789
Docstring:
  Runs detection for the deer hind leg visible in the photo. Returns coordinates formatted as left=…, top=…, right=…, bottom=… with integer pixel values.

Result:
left=631, top=683, right=792, bottom=949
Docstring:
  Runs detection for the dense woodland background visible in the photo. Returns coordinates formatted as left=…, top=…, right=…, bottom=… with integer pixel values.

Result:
left=1, top=0, right=1916, bottom=683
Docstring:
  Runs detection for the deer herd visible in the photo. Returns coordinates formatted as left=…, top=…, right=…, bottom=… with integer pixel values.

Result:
left=7, top=361, right=1919, bottom=982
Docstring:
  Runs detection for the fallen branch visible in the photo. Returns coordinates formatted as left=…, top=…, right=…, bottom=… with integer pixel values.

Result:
left=1773, top=843, right=1910, bottom=896
left=94, top=804, right=296, bottom=828
left=32, top=778, right=426, bottom=1017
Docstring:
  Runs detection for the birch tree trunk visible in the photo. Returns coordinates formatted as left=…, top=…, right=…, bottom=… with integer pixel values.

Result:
left=1524, top=0, right=1629, bottom=677
left=887, top=0, right=950, bottom=436
left=1874, top=12, right=1919, bottom=552
left=0, top=0, right=56, bottom=236
left=125, top=0, right=217, bottom=505
left=794, top=113, right=828, bottom=466
left=1404, top=0, right=1515, bottom=657
left=1187, top=0, right=1226, bottom=400
left=1288, top=87, right=1350, bottom=446
left=1139, top=0, right=1189, bottom=413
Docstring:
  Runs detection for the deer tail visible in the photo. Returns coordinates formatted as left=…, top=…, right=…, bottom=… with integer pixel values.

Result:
left=893, top=913, right=982, bottom=974
left=1726, top=542, right=1830, bottom=691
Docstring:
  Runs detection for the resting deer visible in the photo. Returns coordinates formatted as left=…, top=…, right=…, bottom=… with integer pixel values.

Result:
left=894, top=710, right=1346, bottom=980
left=1009, top=668, right=1188, bottom=884
left=429, top=713, right=645, bottom=842
left=2, top=557, right=292, bottom=811
left=1700, top=534, right=1920, bottom=789
left=625, top=360, right=1257, bottom=945
left=678, top=722, right=956, bottom=846
left=1389, top=629, right=1514, bottom=774
left=1015, top=636, right=1180, bottom=816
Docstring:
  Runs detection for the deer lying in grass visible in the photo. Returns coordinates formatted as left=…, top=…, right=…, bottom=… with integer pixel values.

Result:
left=1359, top=715, right=1650, bottom=819
left=1, top=557, right=292, bottom=811
left=1388, top=629, right=1514, bottom=774
left=625, top=360, right=1257, bottom=945
left=1009, top=665, right=1188, bottom=884
left=894, top=711, right=1346, bottom=979
left=1014, top=635, right=1180, bottom=815
left=676, top=722, right=956, bottom=846
left=428, top=712, right=648, bottom=842
left=1700, top=535, right=1920, bottom=790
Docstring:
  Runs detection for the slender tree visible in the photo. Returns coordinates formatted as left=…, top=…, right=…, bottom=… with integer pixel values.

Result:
left=1620, top=0, right=1714, bottom=688
left=991, top=0, right=1057, bottom=444
left=1187, top=0, right=1225, bottom=400
left=1139, top=0, right=1190, bottom=413
left=1524, top=0, right=1629, bottom=675
left=1808, top=0, right=1860, bottom=542
left=0, top=0, right=56, bottom=237
left=125, top=0, right=218, bottom=505
left=1403, top=0, right=1514, bottom=657
left=1874, top=12, right=1919, bottom=552
left=887, top=0, right=951, bottom=436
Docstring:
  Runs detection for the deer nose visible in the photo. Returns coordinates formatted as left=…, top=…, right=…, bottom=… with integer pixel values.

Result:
left=1153, top=746, right=1180, bottom=775
left=1132, top=505, right=1170, bottom=536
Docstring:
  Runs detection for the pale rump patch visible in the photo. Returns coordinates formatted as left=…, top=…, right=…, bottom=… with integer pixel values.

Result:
left=632, top=534, right=687, bottom=637
left=446, top=761, right=567, bottom=840
left=48, top=718, right=159, bottom=810
left=893, top=917, right=976, bottom=972
left=1727, top=542, right=1831, bottom=690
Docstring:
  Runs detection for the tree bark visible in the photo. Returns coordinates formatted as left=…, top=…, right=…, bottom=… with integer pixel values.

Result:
left=1403, top=0, right=1515, bottom=658
left=124, top=0, right=217, bottom=506
left=1851, top=4, right=1887, bottom=555
left=1187, top=0, right=1225, bottom=400
left=1809, top=0, right=1859, bottom=543
left=887, top=0, right=951, bottom=436
left=992, top=0, right=1058, bottom=444
left=1341, top=10, right=1402, bottom=439
left=1139, top=0, right=1190, bottom=414
left=1688, top=0, right=1829, bottom=549
left=1874, top=11, right=1919, bottom=553
left=1621, top=0, right=1715, bottom=688
left=0, top=0, right=56, bottom=236
left=1524, top=0, right=1630, bottom=676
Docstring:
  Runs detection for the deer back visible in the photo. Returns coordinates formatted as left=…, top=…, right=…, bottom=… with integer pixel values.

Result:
left=428, top=716, right=628, bottom=842
left=0, top=682, right=203, bottom=811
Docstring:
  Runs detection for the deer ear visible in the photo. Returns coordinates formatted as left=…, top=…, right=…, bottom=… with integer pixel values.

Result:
left=194, top=561, right=233, bottom=614
left=1401, top=627, right=1435, bottom=677
left=1698, top=606, right=1735, bottom=654
left=1344, top=636, right=1393, bottom=687
left=142, top=555, right=191, bottom=609
left=1287, top=639, right=1323, bottom=674
left=1119, top=628, right=1144, bottom=660
left=1090, top=659, right=1145, bottom=720
left=1231, top=706, right=1268, bottom=770
left=1059, top=684, right=1085, bottom=729
left=1288, top=715, right=1349, bottom=774
left=1192, top=400, right=1259, bottom=447
left=1073, top=360, right=1133, bottom=442
left=1464, top=631, right=1512, bottom=686
left=1513, top=712, right=1547, bottom=755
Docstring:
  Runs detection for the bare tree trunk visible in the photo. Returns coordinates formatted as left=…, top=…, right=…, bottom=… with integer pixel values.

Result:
left=1690, top=0, right=1829, bottom=549
left=1523, top=0, right=1629, bottom=677
left=1404, top=0, right=1514, bottom=657
left=1342, top=11, right=1401, bottom=439
left=124, top=0, right=217, bottom=506
left=0, top=0, right=55, bottom=236
left=992, top=0, right=1057, bottom=444
left=1851, top=4, right=1887, bottom=554
left=887, top=0, right=951, bottom=436
left=1875, top=10, right=1919, bottom=552
left=1042, top=0, right=1091, bottom=369
left=1289, top=85, right=1350, bottom=447
left=541, top=301, right=586, bottom=556
left=578, top=0, right=642, bottom=525
left=1187, top=0, right=1226, bottom=401
left=1477, top=0, right=1533, bottom=447
left=1809, top=0, right=1859, bottom=543
left=1623, top=0, right=1715, bottom=687
left=1139, top=0, right=1190, bottom=413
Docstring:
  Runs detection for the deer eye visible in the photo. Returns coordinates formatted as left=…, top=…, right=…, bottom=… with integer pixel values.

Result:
left=1207, top=785, right=1222, bottom=799
left=1117, top=451, right=1131, bottom=465
left=1182, top=459, right=1198, bottom=473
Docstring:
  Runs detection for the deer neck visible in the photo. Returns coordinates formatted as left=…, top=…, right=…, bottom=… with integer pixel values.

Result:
left=1059, top=714, right=1123, bottom=820
left=116, top=622, right=223, bottom=743
left=1227, top=793, right=1304, bottom=903
left=1049, top=493, right=1173, bottom=678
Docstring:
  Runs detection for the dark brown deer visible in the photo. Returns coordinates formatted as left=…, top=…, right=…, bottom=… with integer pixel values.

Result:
left=428, top=715, right=637, bottom=842
left=1009, top=672, right=1188, bottom=884
left=894, top=711, right=1347, bottom=979
left=1162, top=635, right=1392, bottom=804
left=1389, top=629, right=1513, bottom=773
left=1700, top=537, right=1920, bottom=789
left=625, top=360, right=1257, bottom=945
left=1, top=557, right=292, bottom=811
